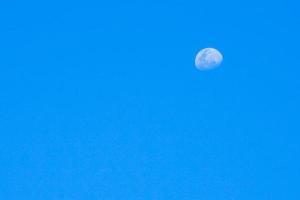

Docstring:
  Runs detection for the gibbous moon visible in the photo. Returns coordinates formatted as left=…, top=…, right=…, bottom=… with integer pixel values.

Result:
left=195, top=48, right=223, bottom=70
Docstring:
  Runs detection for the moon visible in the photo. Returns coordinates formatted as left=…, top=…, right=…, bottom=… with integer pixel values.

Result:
left=195, top=48, right=223, bottom=70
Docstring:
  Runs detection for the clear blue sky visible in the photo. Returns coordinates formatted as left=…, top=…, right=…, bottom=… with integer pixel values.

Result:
left=0, top=0, right=299, bottom=199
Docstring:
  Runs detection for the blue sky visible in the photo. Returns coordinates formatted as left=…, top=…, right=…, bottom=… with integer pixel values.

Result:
left=0, top=0, right=299, bottom=199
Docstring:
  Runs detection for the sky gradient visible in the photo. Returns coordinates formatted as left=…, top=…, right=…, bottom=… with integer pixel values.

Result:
left=0, top=0, right=299, bottom=199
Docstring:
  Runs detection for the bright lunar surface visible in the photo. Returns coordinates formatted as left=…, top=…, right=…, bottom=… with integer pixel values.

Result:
left=195, top=48, right=223, bottom=70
